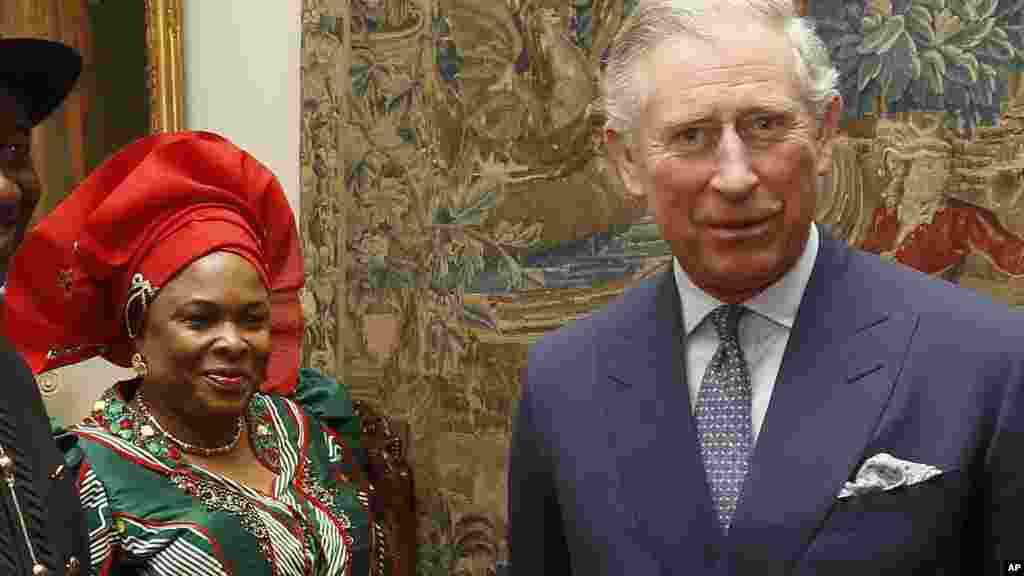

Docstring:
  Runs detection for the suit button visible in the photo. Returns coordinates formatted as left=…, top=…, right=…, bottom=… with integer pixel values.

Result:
left=64, top=556, right=80, bottom=576
left=48, top=464, right=65, bottom=481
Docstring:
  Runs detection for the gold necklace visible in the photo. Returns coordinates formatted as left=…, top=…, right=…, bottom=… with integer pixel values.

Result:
left=135, top=390, right=245, bottom=457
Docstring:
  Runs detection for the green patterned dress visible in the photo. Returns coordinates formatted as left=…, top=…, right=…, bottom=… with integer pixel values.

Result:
left=65, top=369, right=385, bottom=576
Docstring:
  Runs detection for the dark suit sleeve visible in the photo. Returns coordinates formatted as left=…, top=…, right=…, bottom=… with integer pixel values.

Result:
left=0, top=337, right=88, bottom=573
left=985, top=360, right=1024, bottom=574
left=507, top=368, right=572, bottom=575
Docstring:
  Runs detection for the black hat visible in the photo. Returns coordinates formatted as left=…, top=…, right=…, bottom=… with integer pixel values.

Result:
left=0, top=38, right=82, bottom=129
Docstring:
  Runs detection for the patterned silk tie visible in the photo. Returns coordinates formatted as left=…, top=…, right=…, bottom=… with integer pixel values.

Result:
left=694, top=304, right=752, bottom=531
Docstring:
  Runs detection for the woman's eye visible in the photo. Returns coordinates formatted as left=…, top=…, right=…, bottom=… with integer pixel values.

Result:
left=184, top=316, right=211, bottom=329
left=245, top=314, right=268, bottom=326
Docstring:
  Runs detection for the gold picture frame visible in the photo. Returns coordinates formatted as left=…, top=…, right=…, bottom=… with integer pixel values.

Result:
left=145, top=0, right=185, bottom=133
left=21, top=0, right=187, bottom=226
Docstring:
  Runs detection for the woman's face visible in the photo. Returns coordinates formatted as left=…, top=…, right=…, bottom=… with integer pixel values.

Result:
left=136, top=251, right=271, bottom=422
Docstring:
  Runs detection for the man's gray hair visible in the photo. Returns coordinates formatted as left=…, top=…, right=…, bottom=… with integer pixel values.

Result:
left=604, top=0, right=840, bottom=134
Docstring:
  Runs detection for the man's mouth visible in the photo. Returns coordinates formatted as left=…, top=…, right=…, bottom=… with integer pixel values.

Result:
left=707, top=216, right=775, bottom=240
left=0, top=224, right=17, bottom=258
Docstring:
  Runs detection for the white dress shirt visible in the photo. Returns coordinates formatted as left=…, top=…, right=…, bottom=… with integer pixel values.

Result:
left=673, top=223, right=820, bottom=444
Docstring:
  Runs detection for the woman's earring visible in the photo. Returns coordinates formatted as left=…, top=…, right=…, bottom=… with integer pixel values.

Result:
left=131, top=353, right=148, bottom=377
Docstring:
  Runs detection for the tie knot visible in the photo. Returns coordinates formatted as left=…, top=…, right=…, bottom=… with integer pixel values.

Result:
left=709, top=304, right=743, bottom=342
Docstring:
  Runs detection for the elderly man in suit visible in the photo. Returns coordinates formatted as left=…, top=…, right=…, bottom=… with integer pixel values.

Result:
left=0, top=36, right=86, bottom=575
left=508, top=0, right=1024, bottom=574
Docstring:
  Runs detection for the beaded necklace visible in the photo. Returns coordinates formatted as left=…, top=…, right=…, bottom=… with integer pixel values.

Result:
left=135, top=390, right=245, bottom=457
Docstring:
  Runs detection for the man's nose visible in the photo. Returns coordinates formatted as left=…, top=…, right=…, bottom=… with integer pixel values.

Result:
left=0, top=168, right=20, bottom=205
left=709, top=125, right=758, bottom=201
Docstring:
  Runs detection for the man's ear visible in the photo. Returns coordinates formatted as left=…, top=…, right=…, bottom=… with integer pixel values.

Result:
left=605, top=128, right=646, bottom=201
left=815, top=95, right=843, bottom=176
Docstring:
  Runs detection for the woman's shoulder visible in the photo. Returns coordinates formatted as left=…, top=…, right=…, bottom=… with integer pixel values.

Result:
left=55, top=381, right=129, bottom=465
left=261, top=368, right=362, bottom=445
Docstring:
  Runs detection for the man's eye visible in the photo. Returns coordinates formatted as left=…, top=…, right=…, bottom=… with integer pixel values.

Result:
left=672, top=126, right=712, bottom=151
left=749, top=114, right=787, bottom=133
left=682, top=127, right=706, bottom=145
left=0, top=143, right=29, bottom=164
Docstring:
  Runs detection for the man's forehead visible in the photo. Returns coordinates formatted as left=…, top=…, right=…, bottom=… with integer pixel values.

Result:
left=642, top=43, right=804, bottom=126
left=650, top=26, right=798, bottom=82
left=0, top=82, right=30, bottom=130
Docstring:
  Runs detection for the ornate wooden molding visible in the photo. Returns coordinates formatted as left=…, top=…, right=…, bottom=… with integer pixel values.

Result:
left=144, top=0, right=185, bottom=132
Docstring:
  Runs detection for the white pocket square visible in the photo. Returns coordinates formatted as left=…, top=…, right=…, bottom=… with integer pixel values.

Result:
left=837, top=453, right=943, bottom=500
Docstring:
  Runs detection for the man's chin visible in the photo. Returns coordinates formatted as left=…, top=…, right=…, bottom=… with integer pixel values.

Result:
left=0, top=225, right=17, bottom=272
left=698, top=257, right=792, bottom=301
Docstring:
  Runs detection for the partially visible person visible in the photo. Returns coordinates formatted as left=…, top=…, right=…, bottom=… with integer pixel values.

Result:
left=509, top=0, right=1024, bottom=574
left=5, top=130, right=387, bottom=576
left=0, top=34, right=87, bottom=576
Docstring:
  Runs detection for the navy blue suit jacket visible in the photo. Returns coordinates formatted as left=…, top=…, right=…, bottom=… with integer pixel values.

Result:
left=508, top=232, right=1024, bottom=575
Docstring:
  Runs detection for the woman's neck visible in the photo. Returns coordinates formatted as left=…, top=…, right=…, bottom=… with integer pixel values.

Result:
left=135, top=390, right=244, bottom=454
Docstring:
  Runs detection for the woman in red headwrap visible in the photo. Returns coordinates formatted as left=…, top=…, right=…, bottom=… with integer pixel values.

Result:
left=4, top=131, right=387, bottom=576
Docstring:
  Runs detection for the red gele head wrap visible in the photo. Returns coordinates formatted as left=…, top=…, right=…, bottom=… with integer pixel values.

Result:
left=4, top=130, right=304, bottom=394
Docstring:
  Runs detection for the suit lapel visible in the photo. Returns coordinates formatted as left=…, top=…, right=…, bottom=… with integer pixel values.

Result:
left=725, top=234, right=918, bottom=574
left=599, top=272, right=723, bottom=567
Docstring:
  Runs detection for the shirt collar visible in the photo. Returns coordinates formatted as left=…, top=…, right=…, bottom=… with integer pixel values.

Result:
left=674, top=222, right=820, bottom=335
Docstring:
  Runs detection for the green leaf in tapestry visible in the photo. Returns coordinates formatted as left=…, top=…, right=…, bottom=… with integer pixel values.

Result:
left=947, top=17, right=995, bottom=49
left=835, top=34, right=863, bottom=61
left=461, top=302, right=499, bottom=331
left=910, top=49, right=922, bottom=80
left=860, top=79, right=881, bottom=114
left=978, top=33, right=1016, bottom=62
left=816, top=17, right=851, bottom=35
left=907, top=5, right=936, bottom=46
left=879, top=64, right=894, bottom=103
left=386, top=89, right=413, bottom=115
left=1005, top=24, right=1024, bottom=50
left=885, top=33, right=919, bottom=103
left=859, top=16, right=905, bottom=55
left=939, top=44, right=979, bottom=84
left=368, top=255, right=389, bottom=289
left=858, top=53, right=883, bottom=92
left=347, top=159, right=369, bottom=192
left=921, top=51, right=946, bottom=94
left=452, top=188, right=499, bottom=226
left=433, top=205, right=455, bottom=225
left=997, top=0, right=1024, bottom=20
left=496, top=251, right=527, bottom=291
left=319, top=15, right=338, bottom=35
left=921, top=48, right=947, bottom=77
left=977, top=0, right=998, bottom=20
left=351, top=64, right=371, bottom=97
left=973, top=62, right=998, bottom=106
left=462, top=249, right=486, bottom=287
left=950, top=0, right=977, bottom=23
left=914, top=0, right=946, bottom=13
left=911, top=75, right=932, bottom=107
